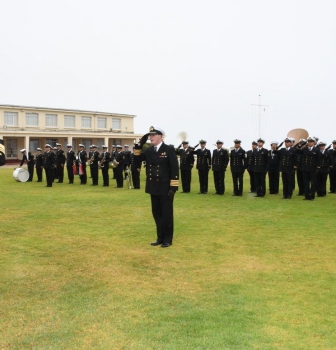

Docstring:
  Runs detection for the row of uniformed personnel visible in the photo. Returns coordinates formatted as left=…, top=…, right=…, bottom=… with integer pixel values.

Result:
left=175, top=136, right=336, bottom=200
left=19, top=143, right=142, bottom=188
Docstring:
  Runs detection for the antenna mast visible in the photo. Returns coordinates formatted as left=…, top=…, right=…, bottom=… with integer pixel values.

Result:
left=251, top=95, right=269, bottom=138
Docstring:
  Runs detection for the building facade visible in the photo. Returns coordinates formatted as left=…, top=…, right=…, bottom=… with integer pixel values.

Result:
left=0, top=104, right=142, bottom=161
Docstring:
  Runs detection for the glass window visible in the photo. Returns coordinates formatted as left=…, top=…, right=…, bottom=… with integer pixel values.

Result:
left=97, top=139, right=104, bottom=149
left=29, top=139, right=39, bottom=151
left=112, top=118, right=121, bottom=129
left=64, top=115, right=75, bottom=128
left=81, top=116, right=92, bottom=128
left=97, top=117, right=107, bottom=129
left=6, top=139, right=17, bottom=158
left=26, top=112, right=39, bottom=126
left=82, top=139, right=92, bottom=150
left=46, top=139, right=58, bottom=147
left=46, top=114, right=57, bottom=127
left=4, top=111, right=18, bottom=126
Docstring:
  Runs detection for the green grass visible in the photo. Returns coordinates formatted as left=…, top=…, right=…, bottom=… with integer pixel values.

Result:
left=1, top=167, right=335, bottom=349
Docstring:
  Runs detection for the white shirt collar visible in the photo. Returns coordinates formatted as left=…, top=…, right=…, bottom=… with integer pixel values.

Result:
left=154, top=141, right=163, bottom=151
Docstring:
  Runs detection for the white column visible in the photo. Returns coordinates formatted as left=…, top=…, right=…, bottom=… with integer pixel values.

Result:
left=25, top=135, right=30, bottom=151
left=68, top=135, right=73, bottom=147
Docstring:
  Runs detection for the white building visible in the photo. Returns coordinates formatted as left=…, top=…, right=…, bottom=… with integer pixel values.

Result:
left=0, top=104, right=142, bottom=161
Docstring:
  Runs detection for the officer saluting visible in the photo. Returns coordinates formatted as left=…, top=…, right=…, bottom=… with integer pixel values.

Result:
left=134, top=126, right=179, bottom=248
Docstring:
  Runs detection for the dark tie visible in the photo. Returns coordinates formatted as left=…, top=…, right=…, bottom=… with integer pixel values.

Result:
left=154, top=147, right=157, bottom=152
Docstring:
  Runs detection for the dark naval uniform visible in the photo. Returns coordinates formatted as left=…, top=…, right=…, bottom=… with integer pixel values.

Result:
left=90, top=149, right=100, bottom=186
left=176, top=146, right=194, bottom=193
left=296, top=151, right=305, bottom=195
left=66, top=148, right=76, bottom=184
left=20, top=152, right=35, bottom=181
left=100, top=149, right=111, bottom=186
left=78, top=149, right=87, bottom=184
left=252, top=147, right=268, bottom=197
left=316, top=148, right=331, bottom=197
left=123, top=148, right=131, bottom=179
left=55, top=147, right=65, bottom=183
left=267, top=149, right=280, bottom=194
left=44, top=150, right=55, bottom=187
left=246, top=147, right=256, bottom=192
left=115, top=150, right=125, bottom=188
left=230, top=147, right=246, bottom=196
left=329, top=146, right=336, bottom=193
left=212, top=147, right=229, bottom=195
left=194, top=147, right=211, bottom=194
left=35, top=152, right=44, bottom=182
left=275, top=146, right=296, bottom=198
left=130, top=152, right=142, bottom=189
left=297, top=145, right=319, bottom=200
left=134, top=141, right=179, bottom=246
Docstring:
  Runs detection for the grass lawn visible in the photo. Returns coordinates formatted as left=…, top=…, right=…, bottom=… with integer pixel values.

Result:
left=1, top=167, right=335, bottom=349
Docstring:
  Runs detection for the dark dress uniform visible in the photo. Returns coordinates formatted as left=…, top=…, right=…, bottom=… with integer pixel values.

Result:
left=100, top=150, right=111, bottom=186
left=329, top=147, right=336, bottom=193
left=267, top=149, right=280, bottom=194
left=130, top=152, right=142, bottom=189
left=90, top=149, right=100, bottom=186
left=252, top=147, right=268, bottom=197
left=296, top=152, right=305, bottom=195
left=230, top=148, right=246, bottom=196
left=134, top=142, right=179, bottom=246
left=88, top=148, right=94, bottom=179
left=275, top=147, right=296, bottom=198
left=66, top=148, right=76, bottom=184
left=20, top=152, right=35, bottom=181
left=35, top=152, right=44, bottom=182
left=246, top=148, right=256, bottom=192
left=55, top=148, right=66, bottom=183
left=297, top=146, right=319, bottom=200
left=194, top=147, right=211, bottom=194
left=316, top=149, right=332, bottom=197
left=44, top=150, right=55, bottom=187
left=212, top=148, right=229, bottom=195
left=123, top=149, right=131, bottom=179
left=115, top=150, right=125, bottom=188
left=111, top=149, right=118, bottom=179
left=78, top=150, right=87, bottom=184
left=176, top=146, right=194, bottom=193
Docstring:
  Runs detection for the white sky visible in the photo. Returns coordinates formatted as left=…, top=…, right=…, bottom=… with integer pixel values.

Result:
left=1, top=0, right=335, bottom=149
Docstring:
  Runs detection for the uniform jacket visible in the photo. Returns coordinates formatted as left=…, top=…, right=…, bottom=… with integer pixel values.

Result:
left=267, top=150, right=280, bottom=172
left=176, top=148, right=194, bottom=170
left=230, top=148, right=246, bottom=172
left=274, top=147, right=296, bottom=173
left=43, top=151, right=55, bottom=169
left=100, top=151, right=111, bottom=167
left=252, top=147, right=268, bottom=173
left=35, top=153, right=44, bottom=168
left=328, top=149, right=336, bottom=170
left=212, top=148, right=229, bottom=171
left=55, top=149, right=66, bottom=166
left=318, top=150, right=332, bottom=173
left=123, top=150, right=131, bottom=166
left=20, top=152, right=34, bottom=168
left=66, top=150, right=76, bottom=167
left=194, top=148, right=211, bottom=170
left=78, top=150, right=87, bottom=164
left=135, top=143, right=179, bottom=195
left=130, top=153, right=142, bottom=171
left=296, top=147, right=320, bottom=173
left=246, top=150, right=255, bottom=171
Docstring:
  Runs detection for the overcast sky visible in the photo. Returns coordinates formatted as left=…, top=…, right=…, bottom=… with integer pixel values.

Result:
left=1, top=0, right=335, bottom=149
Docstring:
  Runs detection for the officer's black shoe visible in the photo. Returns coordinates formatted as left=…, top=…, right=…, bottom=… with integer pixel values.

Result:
left=161, top=243, right=171, bottom=248
left=151, top=241, right=163, bottom=246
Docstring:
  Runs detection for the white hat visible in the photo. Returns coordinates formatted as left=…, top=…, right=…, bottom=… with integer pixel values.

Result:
left=20, top=149, right=26, bottom=153
left=149, top=126, right=165, bottom=136
left=79, top=144, right=85, bottom=147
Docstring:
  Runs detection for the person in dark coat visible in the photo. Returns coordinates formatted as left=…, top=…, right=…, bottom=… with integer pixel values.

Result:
left=274, top=138, right=296, bottom=199
left=66, top=144, right=76, bottom=184
left=90, top=145, right=100, bottom=186
left=329, top=140, right=336, bottom=193
left=267, top=141, right=280, bottom=194
left=252, top=138, right=268, bottom=197
left=115, top=145, right=125, bottom=188
left=77, top=144, right=87, bottom=185
left=55, top=143, right=66, bottom=183
left=123, top=145, right=131, bottom=179
left=295, top=138, right=306, bottom=196
left=193, top=140, right=211, bottom=194
left=212, top=140, right=229, bottom=195
left=230, top=139, right=246, bottom=196
left=246, top=141, right=257, bottom=193
left=20, top=149, right=35, bottom=181
left=130, top=147, right=142, bottom=189
left=43, top=144, right=55, bottom=187
left=35, top=148, right=44, bottom=182
left=100, top=145, right=111, bottom=186
left=134, top=126, right=179, bottom=248
left=316, top=141, right=332, bottom=197
left=175, top=141, right=194, bottom=193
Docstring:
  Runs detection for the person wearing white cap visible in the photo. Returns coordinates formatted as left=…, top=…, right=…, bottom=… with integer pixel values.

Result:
left=43, top=144, right=55, bottom=187
left=0, top=139, right=6, bottom=166
left=77, top=144, right=87, bottom=184
left=230, top=139, right=246, bottom=196
left=20, top=149, right=35, bottom=182
left=329, top=140, right=336, bottom=194
left=246, top=141, right=257, bottom=193
left=123, top=145, right=131, bottom=180
left=100, top=145, right=111, bottom=186
left=55, top=143, right=65, bottom=183
left=193, top=140, right=211, bottom=194
left=35, top=148, right=44, bottom=182
left=114, top=145, right=125, bottom=188
left=134, top=126, right=179, bottom=248
left=212, top=140, right=229, bottom=195
left=267, top=141, right=280, bottom=195
left=90, top=145, right=100, bottom=186
left=66, top=145, right=76, bottom=184
left=316, top=141, right=331, bottom=197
